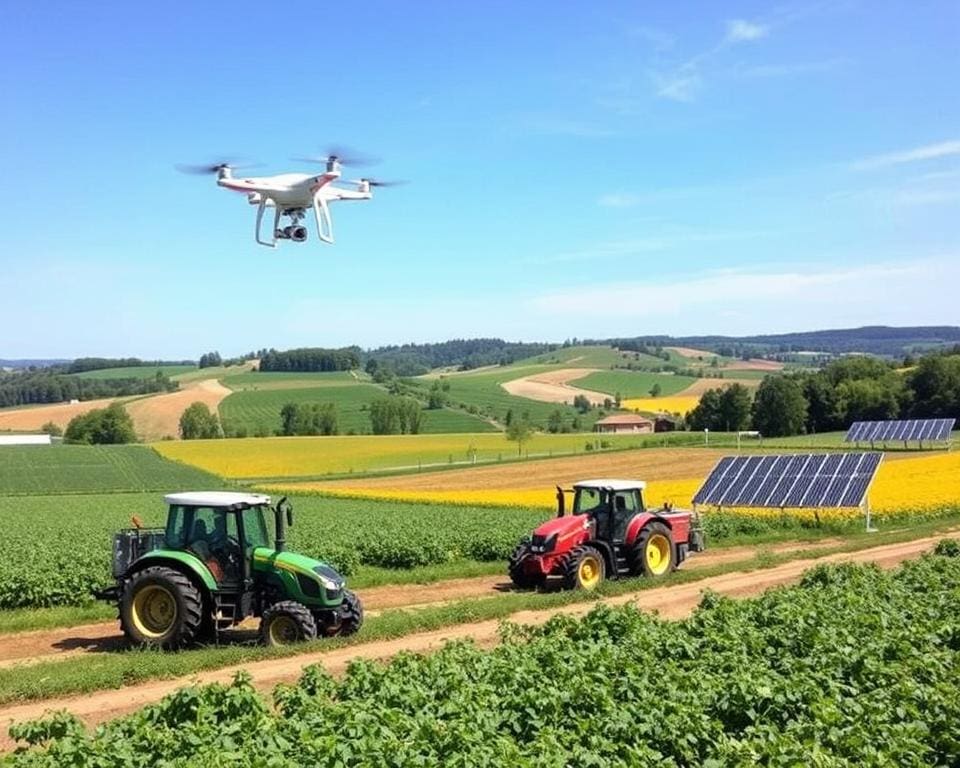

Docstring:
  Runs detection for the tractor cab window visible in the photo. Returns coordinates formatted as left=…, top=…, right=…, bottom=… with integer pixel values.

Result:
left=611, top=491, right=640, bottom=541
left=573, top=488, right=606, bottom=516
left=166, top=505, right=242, bottom=584
left=241, top=506, right=272, bottom=552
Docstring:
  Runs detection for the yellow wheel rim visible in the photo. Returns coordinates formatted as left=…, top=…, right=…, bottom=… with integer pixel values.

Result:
left=577, top=554, right=603, bottom=589
left=645, top=533, right=672, bottom=576
left=131, top=585, right=177, bottom=638
left=268, top=615, right=300, bottom=645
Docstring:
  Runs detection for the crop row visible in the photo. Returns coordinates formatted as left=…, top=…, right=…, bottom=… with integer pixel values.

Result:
left=0, top=490, right=806, bottom=609
left=10, top=547, right=960, bottom=765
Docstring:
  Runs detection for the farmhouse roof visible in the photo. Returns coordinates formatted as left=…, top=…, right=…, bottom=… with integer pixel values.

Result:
left=596, top=414, right=654, bottom=425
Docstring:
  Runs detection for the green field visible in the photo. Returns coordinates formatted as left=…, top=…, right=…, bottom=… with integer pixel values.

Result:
left=412, top=365, right=607, bottom=429
left=0, top=492, right=549, bottom=609
left=221, top=370, right=362, bottom=390
left=571, top=370, right=698, bottom=398
left=72, top=365, right=197, bottom=380
left=219, top=382, right=496, bottom=436
left=0, top=445, right=224, bottom=495
left=513, top=344, right=644, bottom=368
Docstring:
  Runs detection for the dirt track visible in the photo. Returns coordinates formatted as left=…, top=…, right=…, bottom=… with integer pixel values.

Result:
left=501, top=368, right=608, bottom=406
left=0, top=533, right=952, bottom=749
left=0, top=397, right=120, bottom=432
left=0, top=537, right=845, bottom=671
left=125, top=379, right=232, bottom=442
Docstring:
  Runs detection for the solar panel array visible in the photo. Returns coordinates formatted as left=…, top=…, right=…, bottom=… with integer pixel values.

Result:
left=693, top=453, right=883, bottom=509
left=844, top=418, right=955, bottom=443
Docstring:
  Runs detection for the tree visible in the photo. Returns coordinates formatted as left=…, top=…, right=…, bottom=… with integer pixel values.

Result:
left=397, top=397, right=423, bottom=434
left=506, top=417, right=534, bottom=456
left=40, top=421, right=62, bottom=437
left=649, top=382, right=662, bottom=398
left=427, top=381, right=446, bottom=409
left=547, top=409, right=564, bottom=434
left=716, top=383, right=752, bottom=432
left=572, top=394, right=592, bottom=413
left=280, top=402, right=338, bottom=436
left=369, top=396, right=421, bottom=435
left=179, top=402, right=222, bottom=439
left=198, top=351, right=222, bottom=369
left=752, top=377, right=808, bottom=437
left=65, top=403, right=136, bottom=444
left=614, top=391, right=622, bottom=408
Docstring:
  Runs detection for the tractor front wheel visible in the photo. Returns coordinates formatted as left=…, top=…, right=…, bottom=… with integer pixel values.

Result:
left=632, top=522, right=675, bottom=578
left=561, top=545, right=605, bottom=591
left=260, top=600, right=318, bottom=647
left=120, top=566, right=203, bottom=649
left=337, top=590, right=364, bottom=636
left=508, top=543, right=544, bottom=589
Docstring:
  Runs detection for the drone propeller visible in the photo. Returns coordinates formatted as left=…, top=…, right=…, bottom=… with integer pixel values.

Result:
left=350, top=177, right=407, bottom=188
left=175, top=160, right=261, bottom=175
left=293, top=145, right=380, bottom=168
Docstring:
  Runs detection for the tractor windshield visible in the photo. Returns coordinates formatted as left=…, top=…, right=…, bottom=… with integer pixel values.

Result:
left=241, top=506, right=273, bottom=551
left=573, top=488, right=606, bottom=516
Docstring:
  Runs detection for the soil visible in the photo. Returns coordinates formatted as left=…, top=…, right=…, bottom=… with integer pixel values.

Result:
left=501, top=368, right=608, bottom=406
left=0, top=532, right=952, bottom=751
left=124, top=379, right=232, bottom=442
left=0, top=398, right=120, bottom=432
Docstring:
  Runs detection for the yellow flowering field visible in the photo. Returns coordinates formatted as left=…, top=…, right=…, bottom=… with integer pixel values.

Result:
left=155, top=432, right=664, bottom=480
left=277, top=452, right=960, bottom=522
left=621, top=395, right=702, bottom=416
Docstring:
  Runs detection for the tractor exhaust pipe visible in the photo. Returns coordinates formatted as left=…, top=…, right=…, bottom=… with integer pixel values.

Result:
left=275, top=496, right=292, bottom=552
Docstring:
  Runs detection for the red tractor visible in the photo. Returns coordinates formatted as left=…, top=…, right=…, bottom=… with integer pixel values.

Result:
left=508, top=479, right=705, bottom=590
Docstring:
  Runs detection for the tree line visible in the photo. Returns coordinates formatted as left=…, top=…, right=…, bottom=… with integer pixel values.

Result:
left=258, top=347, right=361, bottom=372
left=0, top=371, right=177, bottom=408
left=687, top=350, right=960, bottom=437
left=64, top=357, right=194, bottom=374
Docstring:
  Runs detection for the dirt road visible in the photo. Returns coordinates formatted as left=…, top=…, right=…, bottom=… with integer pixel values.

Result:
left=0, top=533, right=952, bottom=749
left=125, top=378, right=232, bottom=442
left=501, top=368, right=608, bottom=406
left=0, top=537, right=845, bottom=670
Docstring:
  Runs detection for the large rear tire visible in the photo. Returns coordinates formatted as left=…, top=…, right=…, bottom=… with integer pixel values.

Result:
left=508, top=542, right=544, bottom=589
left=120, top=566, right=204, bottom=649
left=560, top=545, right=605, bottom=591
left=632, top=522, right=675, bottom=578
left=260, top=600, right=318, bottom=647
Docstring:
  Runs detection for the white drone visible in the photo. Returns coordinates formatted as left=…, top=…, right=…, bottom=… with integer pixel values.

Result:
left=178, top=148, right=401, bottom=247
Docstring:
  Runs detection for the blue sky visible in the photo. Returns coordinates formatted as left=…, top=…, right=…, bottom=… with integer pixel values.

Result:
left=2, top=1, right=958, bottom=357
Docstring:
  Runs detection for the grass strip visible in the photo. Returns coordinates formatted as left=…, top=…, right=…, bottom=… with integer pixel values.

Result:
left=0, top=517, right=956, bottom=707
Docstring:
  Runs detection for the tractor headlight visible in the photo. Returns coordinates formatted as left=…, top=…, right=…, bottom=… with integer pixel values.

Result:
left=530, top=533, right=558, bottom=554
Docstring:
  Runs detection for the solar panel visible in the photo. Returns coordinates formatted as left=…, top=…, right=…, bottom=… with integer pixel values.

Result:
left=693, top=452, right=883, bottom=508
left=844, top=418, right=955, bottom=443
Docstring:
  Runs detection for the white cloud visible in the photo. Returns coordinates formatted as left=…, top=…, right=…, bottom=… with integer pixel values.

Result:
left=527, top=259, right=960, bottom=334
left=597, top=193, right=642, bottom=208
left=652, top=69, right=701, bottom=102
left=725, top=19, right=769, bottom=43
left=853, top=140, right=960, bottom=171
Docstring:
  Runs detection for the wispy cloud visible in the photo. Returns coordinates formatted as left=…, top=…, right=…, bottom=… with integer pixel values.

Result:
left=734, top=58, right=845, bottom=78
left=528, top=259, right=959, bottom=330
left=725, top=19, right=769, bottom=43
left=853, top=139, right=960, bottom=171
left=651, top=16, right=769, bottom=102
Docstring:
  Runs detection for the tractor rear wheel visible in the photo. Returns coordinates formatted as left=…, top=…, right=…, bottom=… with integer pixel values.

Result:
left=508, top=543, right=544, bottom=589
left=120, top=566, right=203, bottom=649
left=632, top=522, right=675, bottom=578
left=561, top=545, right=605, bottom=591
left=260, top=600, right=317, bottom=647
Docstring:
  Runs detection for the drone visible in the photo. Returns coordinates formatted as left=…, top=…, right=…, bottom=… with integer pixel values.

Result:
left=177, top=148, right=401, bottom=247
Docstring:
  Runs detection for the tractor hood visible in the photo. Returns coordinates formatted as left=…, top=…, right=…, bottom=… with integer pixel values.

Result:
left=252, top=548, right=345, bottom=592
left=531, top=514, right=593, bottom=551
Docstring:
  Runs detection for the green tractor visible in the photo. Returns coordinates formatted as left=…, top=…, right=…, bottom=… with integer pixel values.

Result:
left=95, top=492, right=362, bottom=649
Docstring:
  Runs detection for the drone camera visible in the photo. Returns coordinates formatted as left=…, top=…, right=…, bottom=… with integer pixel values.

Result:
left=279, top=225, right=308, bottom=242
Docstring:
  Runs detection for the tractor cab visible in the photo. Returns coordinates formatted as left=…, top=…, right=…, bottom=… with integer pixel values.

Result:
left=559, top=479, right=647, bottom=544
left=510, top=478, right=705, bottom=591
left=97, top=492, right=362, bottom=649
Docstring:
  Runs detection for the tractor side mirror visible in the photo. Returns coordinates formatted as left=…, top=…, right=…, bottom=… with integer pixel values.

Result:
left=286, top=507, right=293, bottom=527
